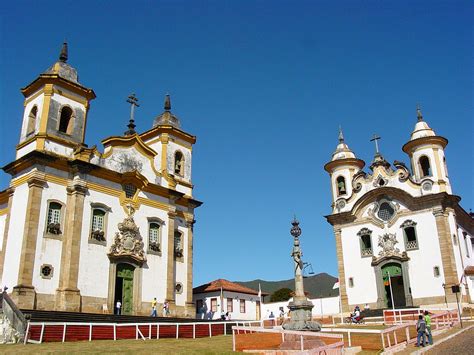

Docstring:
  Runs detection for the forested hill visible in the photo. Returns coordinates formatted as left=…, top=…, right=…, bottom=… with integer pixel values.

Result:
left=234, top=273, right=339, bottom=301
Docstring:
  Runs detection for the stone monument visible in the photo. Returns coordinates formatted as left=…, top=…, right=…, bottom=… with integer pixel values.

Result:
left=282, top=218, right=321, bottom=331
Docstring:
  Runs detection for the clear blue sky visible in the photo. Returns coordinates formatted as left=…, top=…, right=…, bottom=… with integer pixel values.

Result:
left=1, top=1, right=472, bottom=287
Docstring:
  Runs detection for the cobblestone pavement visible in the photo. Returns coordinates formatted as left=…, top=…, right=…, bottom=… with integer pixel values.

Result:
left=426, top=327, right=474, bottom=354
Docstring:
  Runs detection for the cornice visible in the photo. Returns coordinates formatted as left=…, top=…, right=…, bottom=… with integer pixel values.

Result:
left=402, top=136, right=448, bottom=154
left=324, top=158, right=365, bottom=173
left=140, top=125, right=196, bottom=145
left=21, top=74, right=96, bottom=101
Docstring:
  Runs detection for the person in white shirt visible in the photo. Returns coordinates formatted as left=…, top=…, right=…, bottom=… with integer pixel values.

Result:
left=116, top=300, right=122, bottom=315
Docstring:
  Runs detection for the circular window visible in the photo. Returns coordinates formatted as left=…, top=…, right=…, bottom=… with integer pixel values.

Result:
left=40, top=264, right=53, bottom=279
left=175, top=283, right=183, bottom=294
left=377, top=202, right=395, bottom=221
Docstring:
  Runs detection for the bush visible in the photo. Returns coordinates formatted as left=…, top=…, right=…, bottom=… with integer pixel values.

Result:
left=270, top=288, right=293, bottom=302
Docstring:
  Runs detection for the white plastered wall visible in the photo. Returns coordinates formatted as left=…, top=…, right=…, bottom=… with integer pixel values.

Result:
left=19, top=90, right=44, bottom=143
left=193, top=291, right=259, bottom=320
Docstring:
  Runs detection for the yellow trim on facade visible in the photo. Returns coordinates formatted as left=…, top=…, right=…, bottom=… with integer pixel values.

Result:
left=23, top=89, right=44, bottom=107
left=38, top=84, right=53, bottom=135
left=0, top=209, right=8, bottom=216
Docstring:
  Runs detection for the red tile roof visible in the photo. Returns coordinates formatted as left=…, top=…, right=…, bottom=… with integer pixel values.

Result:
left=465, top=266, right=474, bottom=276
left=193, top=279, right=268, bottom=296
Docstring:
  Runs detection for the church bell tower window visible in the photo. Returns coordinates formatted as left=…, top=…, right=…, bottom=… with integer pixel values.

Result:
left=58, top=106, right=74, bottom=134
left=174, top=151, right=184, bottom=176
left=26, top=106, right=38, bottom=136
left=336, top=176, right=347, bottom=196
left=419, top=156, right=431, bottom=177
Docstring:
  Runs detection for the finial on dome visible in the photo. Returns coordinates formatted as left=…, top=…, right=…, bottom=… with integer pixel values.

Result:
left=59, top=42, right=68, bottom=63
left=416, top=103, right=423, bottom=122
left=338, top=126, right=344, bottom=143
left=164, top=94, right=171, bottom=111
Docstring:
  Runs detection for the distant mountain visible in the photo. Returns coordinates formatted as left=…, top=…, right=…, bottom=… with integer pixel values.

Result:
left=235, top=273, right=339, bottom=302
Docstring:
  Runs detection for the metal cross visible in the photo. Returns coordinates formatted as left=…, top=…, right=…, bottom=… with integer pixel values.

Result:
left=127, top=93, right=140, bottom=122
left=370, top=134, right=381, bottom=154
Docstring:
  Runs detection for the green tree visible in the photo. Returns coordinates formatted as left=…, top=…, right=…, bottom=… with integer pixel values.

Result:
left=270, top=288, right=293, bottom=302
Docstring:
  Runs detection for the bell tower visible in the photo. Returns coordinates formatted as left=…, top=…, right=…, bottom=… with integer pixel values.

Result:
left=17, top=42, right=96, bottom=159
left=324, top=128, right=365, bottom=211
left=402, top=106, right=451, bottom=194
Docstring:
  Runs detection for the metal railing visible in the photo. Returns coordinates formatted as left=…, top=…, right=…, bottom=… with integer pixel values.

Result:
left=24, top=320, right=236, bottom=344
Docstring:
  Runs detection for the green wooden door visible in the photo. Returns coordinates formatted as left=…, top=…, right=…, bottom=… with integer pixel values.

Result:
left=117, top=264, right=134, bottom=315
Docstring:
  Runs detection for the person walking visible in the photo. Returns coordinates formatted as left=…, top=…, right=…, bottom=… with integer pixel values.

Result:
left=115, top=300, right=122, bottom=315
left=162, top=301, right=169, bottom=317
left=151, top=297, right=157, bottom=317
left=415, top=315, right=426, bottom=347
left=424, top=311, right=433, bottom=345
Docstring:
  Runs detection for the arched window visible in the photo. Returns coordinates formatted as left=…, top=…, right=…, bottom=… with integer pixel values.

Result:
left=148, top=222, right=161, bottom=253
left=401, top=220, right=418, bottom=250
left=336, top=176, right=347, bottom=196
left=46, top=202, right=63, bottom=235
left=58, top=106, right=73, bottom=134
left=174, top=151, right=184, bottom=176
left=357, top=228, right=373, bottom=257
left=174, top=231, right=183, bottom=257
left=27, top=106, right=38, bottom=136
left=419, top=156, right=431, bottom=177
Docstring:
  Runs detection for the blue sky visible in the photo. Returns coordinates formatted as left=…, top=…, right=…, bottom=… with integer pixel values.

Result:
left=0, top=1, right=472, bottom=287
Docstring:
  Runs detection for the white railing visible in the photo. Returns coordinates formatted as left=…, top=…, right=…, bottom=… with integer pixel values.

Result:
left=232, top=325, right=344, bottom=352
left=383, top=308, right=458, bottom=325
left=24, top=320, right=235, bottom=344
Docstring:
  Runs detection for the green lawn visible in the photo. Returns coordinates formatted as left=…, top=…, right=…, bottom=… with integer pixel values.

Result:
left=0, top=335, right=241, bottom=354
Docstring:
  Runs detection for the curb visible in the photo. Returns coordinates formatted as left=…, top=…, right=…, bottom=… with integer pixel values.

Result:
left=410, top=324, right=474, bottom=354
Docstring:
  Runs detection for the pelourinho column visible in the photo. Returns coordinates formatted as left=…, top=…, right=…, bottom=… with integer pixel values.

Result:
left=55, top=178, right=88, bottom=311
left=11, top=173, right=46, bottom=309
left=184, top=218, right=195, bottom=317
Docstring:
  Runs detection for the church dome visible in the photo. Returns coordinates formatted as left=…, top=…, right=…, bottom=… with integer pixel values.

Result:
left=152, top=95, right=181, bottom=129
left=43, top=43, right=80, bottom=84
left=409, top=106, right=436, bottom=141
left=330, top=128, right=356, bottom=161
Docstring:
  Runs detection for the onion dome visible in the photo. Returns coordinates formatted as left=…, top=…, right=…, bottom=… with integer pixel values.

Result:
left=43, top=42, right=80, bottom=84
left=409, top=106, right=436, bottom=140
left=152, top=94, right=181, bottom=129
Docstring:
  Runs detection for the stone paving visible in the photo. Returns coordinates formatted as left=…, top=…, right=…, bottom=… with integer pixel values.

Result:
left=425, top=326, right=474, bottom=355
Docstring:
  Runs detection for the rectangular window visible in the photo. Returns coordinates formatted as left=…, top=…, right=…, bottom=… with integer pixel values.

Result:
left=464, top=233, right=470, bottom=258
left=240, top=299, right=246, bottom=313
left=348, top=277, right=354, bottom=288
left=404, top=227, right=418, bottom=250
left=211, top=298, right=217, bottom=313
left=196, top=299, right=203, bottom=313
left=227, top=298, right=233, bottom=312
left=360, top=234, right=372, bottom=257
left=148, top=222, right=161, bottom=252
left=46, top=202, right=62, bottom=235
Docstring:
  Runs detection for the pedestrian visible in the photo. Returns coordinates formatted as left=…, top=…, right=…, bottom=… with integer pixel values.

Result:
left=115, top=300, right=122, bottom=315
left=415, top=315, right=426, bottom=347
left=163, top=301, right=169, bottom=317
left=151, top=297, right=157, bottom=317
left=424, top=311, right=433, bottom=345
left=269, top=311, right=275, bottom=319
left=225, top=311, right=231, bottom=320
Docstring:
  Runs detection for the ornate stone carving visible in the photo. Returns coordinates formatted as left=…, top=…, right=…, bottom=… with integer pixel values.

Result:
left=108, top=206, right=146, bottom=266
left=377, top=233, right=400, bottom=257
left=351, top=171, right=366, bottom=193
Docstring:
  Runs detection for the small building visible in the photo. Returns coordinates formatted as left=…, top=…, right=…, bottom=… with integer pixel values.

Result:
left=193, top=279, right=267, bottom=320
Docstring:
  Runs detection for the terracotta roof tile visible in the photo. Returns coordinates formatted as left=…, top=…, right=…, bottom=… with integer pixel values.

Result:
left=193, top=279, right=268, bottom=296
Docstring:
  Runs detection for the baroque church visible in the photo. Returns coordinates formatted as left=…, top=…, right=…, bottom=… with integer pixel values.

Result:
left=0, top=43, right=201, bottom=316
left=324, top=110, right=473, bottom=311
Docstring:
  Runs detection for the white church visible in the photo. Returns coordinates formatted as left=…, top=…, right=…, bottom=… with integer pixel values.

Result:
left=324, top=111, right=473, bottom=311
left=0, top=43, right=201, bottom=316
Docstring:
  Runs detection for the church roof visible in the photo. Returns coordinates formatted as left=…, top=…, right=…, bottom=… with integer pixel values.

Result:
left=409, top=106, right=436, bottom=141
left=193, top=279, right=267, bottom=296
left=43, top=42, right=80, bottom=84
left=153, top=94, right=181, bottom=129
left=330, top=127, right=357, bottom=162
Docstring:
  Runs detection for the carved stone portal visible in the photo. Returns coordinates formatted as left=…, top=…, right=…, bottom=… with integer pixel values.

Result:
left=378, top=233, right=400, bottom=257
left=108, top=208, right=146, bottom=266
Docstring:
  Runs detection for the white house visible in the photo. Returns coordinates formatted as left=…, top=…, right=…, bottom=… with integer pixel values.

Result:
left=324, top=109, right=474, bottom=311
left=0, top=43, right=202, bottom=317
left=193, top=279, right=268, bottom=320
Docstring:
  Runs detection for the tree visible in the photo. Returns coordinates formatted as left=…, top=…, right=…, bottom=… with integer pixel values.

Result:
left=270, top=288, right=293, bottom=302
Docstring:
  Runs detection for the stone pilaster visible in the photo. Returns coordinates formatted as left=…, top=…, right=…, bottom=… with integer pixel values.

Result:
left=184, top=218, right=195, bottom=317
left=55, top=179, right=87, bottom=312
left=165, top=209, right=177, bottom=304
left=433, top=208, right=458, bottom=303
left=0, top=187, right=15, bottom=280
left=334, top=227, right=350, bottom=312
left=11, top=174, right=46, bottom=309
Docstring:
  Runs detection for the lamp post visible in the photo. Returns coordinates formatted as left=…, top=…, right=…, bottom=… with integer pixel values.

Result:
left=282, top=218, right=321, bottom=331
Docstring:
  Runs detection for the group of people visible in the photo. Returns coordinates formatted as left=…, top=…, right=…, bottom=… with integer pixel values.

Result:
left=114, top=298, right=170, bottom=317
left=415, top=311, right=433, bottom=347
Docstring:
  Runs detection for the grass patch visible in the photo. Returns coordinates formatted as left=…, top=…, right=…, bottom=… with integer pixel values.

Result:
left=0, top=335, right=242, bottom=354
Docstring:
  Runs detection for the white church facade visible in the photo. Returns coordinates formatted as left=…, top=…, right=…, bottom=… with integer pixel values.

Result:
left=0, top=43, right=201, bottom=317
left=324, top=110, right=473, bottom=311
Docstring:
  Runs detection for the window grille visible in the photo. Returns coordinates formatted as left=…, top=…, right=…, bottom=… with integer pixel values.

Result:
left=377, top=202, right=395, bottom=221
left=123, top=184, right=137, bottom=198
left=149, top=223, right=161, bottom=252
left=240, top=299, right=246, bottom=313
left=92, top=209, right=105, bottom=231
